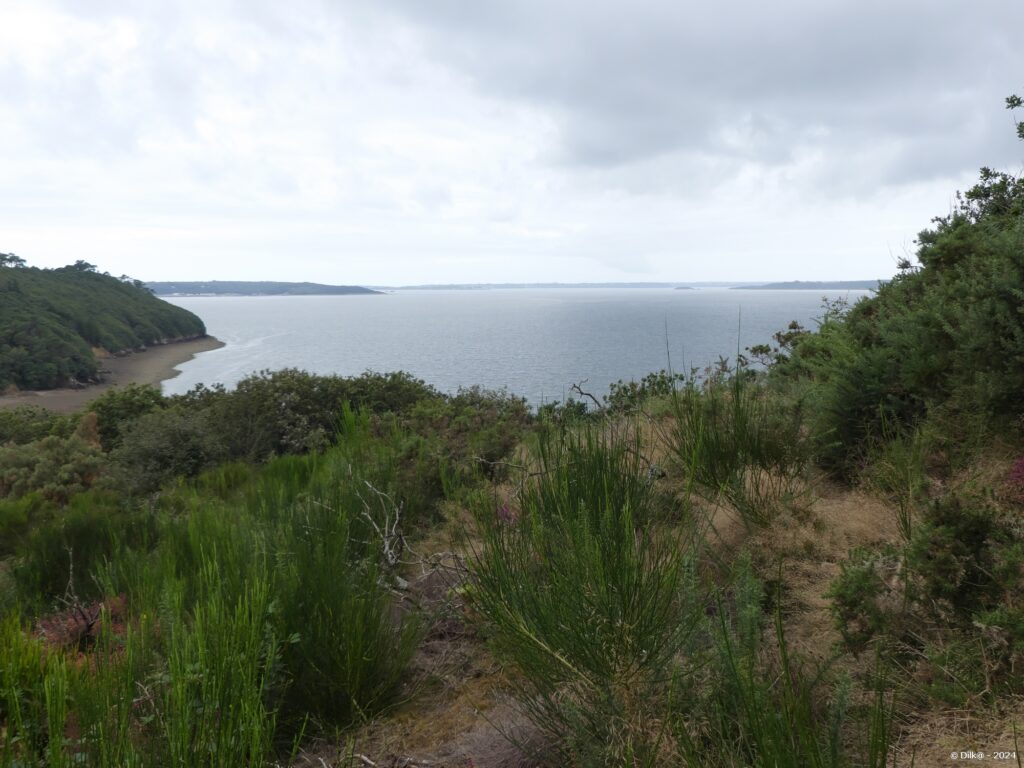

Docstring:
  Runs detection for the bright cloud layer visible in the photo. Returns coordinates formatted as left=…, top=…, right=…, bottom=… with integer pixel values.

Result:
left=1, top=0, right=1021, bottom=283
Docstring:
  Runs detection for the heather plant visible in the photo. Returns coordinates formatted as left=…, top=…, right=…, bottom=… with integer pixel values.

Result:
left=1005, top=456, right=1024, bottom=505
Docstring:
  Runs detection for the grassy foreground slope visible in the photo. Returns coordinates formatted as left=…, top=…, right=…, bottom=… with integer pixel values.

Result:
left=0, top=259, right=207, bottom=391
left=0, top=98, right=1022, bottom=766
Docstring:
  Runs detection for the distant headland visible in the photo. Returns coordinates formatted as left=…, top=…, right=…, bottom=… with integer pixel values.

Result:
left=733, top=280, right=884, bottom=290
left=148, top=281, right=381, bottom=296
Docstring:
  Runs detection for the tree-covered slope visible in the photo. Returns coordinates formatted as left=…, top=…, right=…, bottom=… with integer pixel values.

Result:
left=0, top=259, right=207, bottom=391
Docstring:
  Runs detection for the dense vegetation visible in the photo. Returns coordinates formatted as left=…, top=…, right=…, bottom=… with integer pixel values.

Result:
left=0, top=258, right=207, bottom=391
left=0, top=97, right=1021, bottom=765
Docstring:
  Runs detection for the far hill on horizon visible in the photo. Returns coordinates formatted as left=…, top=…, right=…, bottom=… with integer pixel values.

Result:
left=148, top=281, right=381, bottom=296
left=734, top=280, right=885, bottom=290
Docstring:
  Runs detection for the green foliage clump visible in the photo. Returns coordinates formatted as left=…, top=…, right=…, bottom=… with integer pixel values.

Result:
left=87, top=384, right=165, bottom=451
left=108, top=407, right=223, bottom=495
left=666, top=369, right=809, bottom=526
left=775, top=109, right=1024, bottom=474
left=176, top=368, right=442, bottom=461
left=0, top=260, right=206, bottom=390
left=470, top=422, right=697, bottom=763
left=0, top=434, right=103, bottom=504
left=829, top=494, right=1024, bottom=704
left=605, top=368, right=687, bottom=413
left=1, top=418, right=421, bottom=765
left=0, top=407, right=75, bottom=446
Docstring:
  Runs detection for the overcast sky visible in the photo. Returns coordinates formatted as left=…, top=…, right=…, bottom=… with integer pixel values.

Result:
left=1, top=1, right=1021, bottom=284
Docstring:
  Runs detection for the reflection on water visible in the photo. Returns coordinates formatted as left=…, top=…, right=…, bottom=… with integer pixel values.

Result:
left=164, top=288, right=870, bottom=405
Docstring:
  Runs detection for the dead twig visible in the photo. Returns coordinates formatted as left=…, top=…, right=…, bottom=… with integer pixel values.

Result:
left=569, top=379, right=603, bottom=411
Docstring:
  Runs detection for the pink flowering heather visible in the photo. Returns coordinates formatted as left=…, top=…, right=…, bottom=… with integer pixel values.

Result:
left=496, top=501, right=519, bottom=523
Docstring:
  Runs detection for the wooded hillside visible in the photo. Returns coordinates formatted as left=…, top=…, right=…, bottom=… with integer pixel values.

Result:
left=0, top=258, right=207, bottom=390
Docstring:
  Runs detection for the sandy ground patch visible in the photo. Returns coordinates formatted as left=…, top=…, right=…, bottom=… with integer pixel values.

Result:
left=0, top=335, right=224, bottom=413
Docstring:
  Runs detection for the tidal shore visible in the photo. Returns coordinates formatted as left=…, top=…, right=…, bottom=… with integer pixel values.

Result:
left=0, top=335, right=225, bottom=413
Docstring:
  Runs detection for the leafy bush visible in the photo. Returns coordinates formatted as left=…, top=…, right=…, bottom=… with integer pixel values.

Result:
left=0, top=434, right=103, bottom=503
left=0, top=407, right=75, bottom=446
left=108, top=407, right=223, bottom=494
left=171, top=369, right=443, bottom=463
left=88, top=384, right=165, bottom=451
left=605, top=369, right=687, bottom=413
left=828, top=494, right=1024, bottom=700
left=776, top=118, right=1024, bottom=473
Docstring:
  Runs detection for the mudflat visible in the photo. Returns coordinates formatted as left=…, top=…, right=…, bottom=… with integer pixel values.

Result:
left=0, top=336, right=225, bottom=413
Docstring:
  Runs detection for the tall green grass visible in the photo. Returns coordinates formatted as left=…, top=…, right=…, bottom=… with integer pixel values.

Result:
left=665, top=372, right=809, bottom=527
left=469, top=421, right=894, bottom=767
left=470, top=421, right=701, bottom=763
left=677, top=562, right=893, bottom=767
left=865, top=419, right=933, bottom=542
left=1, top=412, right=422, bottom=765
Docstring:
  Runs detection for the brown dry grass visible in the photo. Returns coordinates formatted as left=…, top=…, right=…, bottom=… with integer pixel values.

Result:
left=303, top=419, right=1023, bottom=767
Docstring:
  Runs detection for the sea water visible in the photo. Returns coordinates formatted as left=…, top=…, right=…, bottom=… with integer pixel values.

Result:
left=163, top=288, right=868, bottom=406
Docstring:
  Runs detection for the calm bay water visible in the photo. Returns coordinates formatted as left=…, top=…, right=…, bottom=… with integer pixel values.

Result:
left=163, top=288, right=869, bottom=405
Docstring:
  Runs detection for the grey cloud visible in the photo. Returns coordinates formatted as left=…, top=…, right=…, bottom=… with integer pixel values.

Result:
left=377, top=0, right=1024, bottom=188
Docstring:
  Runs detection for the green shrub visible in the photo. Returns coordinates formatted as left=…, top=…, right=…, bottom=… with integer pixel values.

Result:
left=776, top=142, right=1024, bottom=472
left=0, top=407, right=75, bottom=446
left=470, top=421, right=699, bottom=763
left=88, top=384, right=165, bottom=451
left=0, top=433, right=103, bottom=503
left=605, top=369, right=687, bottom=413
left=829, top=494, right=1024, bottom=700
left=666, top=370, right=809, bottom=527
left=108, top=407, right=224, bottom=494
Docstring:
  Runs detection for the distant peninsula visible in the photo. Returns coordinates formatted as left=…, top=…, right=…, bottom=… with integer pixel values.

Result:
left=148, top=281, right=381, bottom=296
left=369, top=282, right=745, bottom=290
left=733, top=280, right=884, bottom=290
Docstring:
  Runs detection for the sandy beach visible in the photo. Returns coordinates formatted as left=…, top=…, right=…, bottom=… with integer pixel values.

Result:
left=0, top=336, right=225, bottom=414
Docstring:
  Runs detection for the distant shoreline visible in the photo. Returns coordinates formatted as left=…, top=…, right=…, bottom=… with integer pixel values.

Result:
left=0, top=336, right=225, bottom=414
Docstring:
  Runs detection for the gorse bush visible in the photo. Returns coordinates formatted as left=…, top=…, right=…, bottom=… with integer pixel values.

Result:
left=775, top=111, right=1024, bottom=473
left=829, top=493, right=1024, bottom=703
